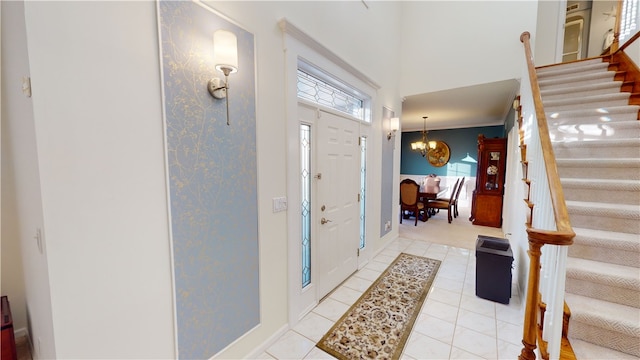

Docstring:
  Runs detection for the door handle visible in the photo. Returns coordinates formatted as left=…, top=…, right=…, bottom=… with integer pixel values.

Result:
left=321, top=217, right=332, bottom=225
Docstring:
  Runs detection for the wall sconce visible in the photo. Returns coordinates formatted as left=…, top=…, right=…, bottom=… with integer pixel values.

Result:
left=387, top=117, right=399, bottom=140
left=207, top=29, right=238, bottom=126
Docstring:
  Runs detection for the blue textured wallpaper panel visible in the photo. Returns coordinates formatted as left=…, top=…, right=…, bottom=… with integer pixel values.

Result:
left=158, top=2, right=259, bottom=358
left=380, top=107, right=394, bottom=237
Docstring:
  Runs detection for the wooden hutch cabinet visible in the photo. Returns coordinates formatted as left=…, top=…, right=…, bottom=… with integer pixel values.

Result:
left=470, top=135, right=507, bottom=228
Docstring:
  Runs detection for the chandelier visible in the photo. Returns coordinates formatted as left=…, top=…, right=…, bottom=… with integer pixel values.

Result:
left=411, top=116, right=436, bottom=157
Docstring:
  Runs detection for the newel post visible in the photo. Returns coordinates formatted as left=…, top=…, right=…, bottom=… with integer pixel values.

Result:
left=519, top=240, right=543, bottom=360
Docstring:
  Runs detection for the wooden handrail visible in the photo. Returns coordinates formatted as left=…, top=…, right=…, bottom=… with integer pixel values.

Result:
left=518, top=31, right=576, bottom=360
left=519, top=32, right=575, bottom=237
left=615, top=29, right=640, bottom=54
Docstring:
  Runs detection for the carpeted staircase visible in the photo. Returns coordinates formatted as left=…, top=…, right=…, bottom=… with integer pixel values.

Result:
left=536, top=58, right=640, bottom=359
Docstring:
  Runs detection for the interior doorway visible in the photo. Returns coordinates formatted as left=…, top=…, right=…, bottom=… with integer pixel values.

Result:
left=563, top=1, right=592, bottom=62
left=563, top=17, right=586, bottom=61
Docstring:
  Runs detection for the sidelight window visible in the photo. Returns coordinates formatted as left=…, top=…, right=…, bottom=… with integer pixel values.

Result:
left=301, top=124, right=312, bottom=288
left=359, top=136, right=367, bottom=250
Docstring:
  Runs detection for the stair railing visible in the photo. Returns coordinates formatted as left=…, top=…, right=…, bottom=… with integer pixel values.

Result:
left=518, top=31, right=576, bottom=360
left=615, top=30, right=640, bottom=60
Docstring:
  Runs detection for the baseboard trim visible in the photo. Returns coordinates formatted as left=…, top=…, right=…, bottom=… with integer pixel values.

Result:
left=240, top=324, right=289, bottom=360
left=13, top=327, right=28, bottom=340
left=13, top=327, right=32, bottom=354
left=209, top=322, right=262, bottom=359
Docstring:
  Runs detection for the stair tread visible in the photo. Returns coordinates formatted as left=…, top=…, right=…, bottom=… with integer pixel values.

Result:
left=551, top=120, right=640, bottom=131
left=539, top=71, right=615, bottom=87
left=570, top=338, right=640, bottom=360
left=541, top=81, right=624, bottom=97
left=573, top=227, right=640, bottom=246
left=566, top=200, right=640, bottom=211
left=566, top=257, right=640, bottom=285
left=565, top=293, right=640, bottom=330
left=566, top=201, right=640, bottom=222
left=553, top=138, right=640, bottom=146
left=560, top=178, right=640, bottom=191
left=541, top=80, right=622, bottom=94
left=543, top=92, right=631, bottom=109
left=543, top=92, right=631, bottom=103
left=548, top=122, right=640, bottom=136
left=536, top=59, right=606, bottom=75
left=545, top=105, right=640, bottom=126
left=548, top=103, right=640, bottom=112
left=536, top=58, right=603, bottom=67
left=557, top=158, right=640, bottom=166
left=548, top=109, right=639, bottom=119
left=537, top=64, right=611, bottom=77
left=562, top=178, right=640, bottom=186
left=546, top=104, right=640, bottom=118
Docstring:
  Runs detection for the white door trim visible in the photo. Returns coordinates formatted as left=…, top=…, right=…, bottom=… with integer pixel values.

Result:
left=282, top=23, right=377, bottom=326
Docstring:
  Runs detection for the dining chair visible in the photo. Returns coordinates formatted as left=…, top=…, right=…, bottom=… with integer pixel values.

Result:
left=436, top=178, right=460, bottom=204
left=453, top=177, right=465, bottom=218
left=426, top=179, right=459, bottom=223
left=400, top=179, right=425, bottom=226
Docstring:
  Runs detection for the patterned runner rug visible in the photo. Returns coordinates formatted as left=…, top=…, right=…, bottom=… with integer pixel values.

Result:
left=316, top=253, right=440, bottom=360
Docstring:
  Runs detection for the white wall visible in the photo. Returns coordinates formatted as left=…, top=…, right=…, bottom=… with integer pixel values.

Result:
left=22, top=1, right=175, bottom=358
left=533, top=0, right=566, bottom=66
left=1, top=1, right=57, bottom=357
left=588, top=0, right=619, bottom=57
left=1, top=137, right=28, bottom=336
left=398, top=1, right=539, bottom=97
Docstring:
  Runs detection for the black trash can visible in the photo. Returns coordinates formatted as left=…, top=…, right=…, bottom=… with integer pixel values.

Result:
left=475, top=235, right=513, bottom=304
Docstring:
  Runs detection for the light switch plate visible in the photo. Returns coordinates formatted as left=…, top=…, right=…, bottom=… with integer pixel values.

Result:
left=22, top=76, right=32, bottom=97
left=272, top=197, right=288, bottom=213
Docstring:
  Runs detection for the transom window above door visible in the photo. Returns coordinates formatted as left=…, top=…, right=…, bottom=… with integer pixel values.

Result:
left=296, top=61, right=371, bottom=123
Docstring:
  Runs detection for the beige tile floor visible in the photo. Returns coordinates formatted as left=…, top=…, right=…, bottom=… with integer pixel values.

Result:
left=260, top=207, right=523, bottom=359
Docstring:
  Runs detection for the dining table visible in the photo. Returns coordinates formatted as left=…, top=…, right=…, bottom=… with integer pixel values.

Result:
left=418, top=186, right=448, bottom=219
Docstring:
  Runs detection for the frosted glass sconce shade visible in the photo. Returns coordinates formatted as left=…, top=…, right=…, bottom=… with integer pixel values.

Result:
left=387, top=117, right=400, bottom=140
left=213, top=30, right=238, bottom=75
left=208, top=29, right=239, bottom=126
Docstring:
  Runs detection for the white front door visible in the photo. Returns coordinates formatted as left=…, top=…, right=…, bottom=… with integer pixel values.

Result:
left=316, top=110, right=360, bottom=298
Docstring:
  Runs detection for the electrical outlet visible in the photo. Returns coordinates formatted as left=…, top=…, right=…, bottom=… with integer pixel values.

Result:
left=385, top=221, right=391, bottom=230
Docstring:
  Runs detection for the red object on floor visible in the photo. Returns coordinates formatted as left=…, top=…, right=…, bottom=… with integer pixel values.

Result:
left=1, top=296, right=17, bottom=360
